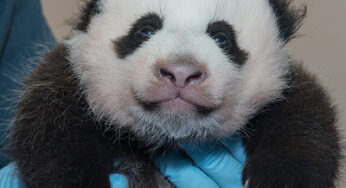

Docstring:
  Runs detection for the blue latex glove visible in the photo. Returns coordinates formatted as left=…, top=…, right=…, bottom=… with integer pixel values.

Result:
left=155, top=134, right=246, bottom=188
left=0, top=163, right=23, bottom=187
left=109, top=174, right=127, bottom=188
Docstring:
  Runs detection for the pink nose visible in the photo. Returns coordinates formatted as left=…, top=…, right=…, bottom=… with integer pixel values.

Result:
left=158, top=64, right=206, bottom=88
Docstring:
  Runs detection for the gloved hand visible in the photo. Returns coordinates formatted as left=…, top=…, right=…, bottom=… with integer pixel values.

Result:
left=110, top=135, right=246, bottom=188
left=109, top=174, right=127, bottom=188
left=155, top=134, right=246, bottom=188
left=0, top=163, right=23, bottom=188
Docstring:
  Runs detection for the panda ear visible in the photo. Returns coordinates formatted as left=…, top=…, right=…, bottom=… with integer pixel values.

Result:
left=75, top=0, right=102, bottom=32
left=268, top=0, right=307, bottom=43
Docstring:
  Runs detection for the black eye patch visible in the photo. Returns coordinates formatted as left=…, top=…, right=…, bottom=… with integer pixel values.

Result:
left=207, top=21, right=248, bottom=65
left=114, top=13, right=163, bottom=59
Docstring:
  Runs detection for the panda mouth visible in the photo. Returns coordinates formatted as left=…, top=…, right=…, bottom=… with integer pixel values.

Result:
left=134, top=92, right=214, bottom=116
left=160, top=96, right=196, bottom=110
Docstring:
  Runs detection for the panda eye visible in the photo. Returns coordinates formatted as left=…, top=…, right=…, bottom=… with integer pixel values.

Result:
left=206, top=21, right=248, bottom=65
left=212, top=32, right=229, bottom=46
left=115, top=13, right=163, bottom=59
left=136, top=26, right=156, bottom=39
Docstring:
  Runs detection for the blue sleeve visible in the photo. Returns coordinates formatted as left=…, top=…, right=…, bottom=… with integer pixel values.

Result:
left=0, top=0, right=55, bottom=167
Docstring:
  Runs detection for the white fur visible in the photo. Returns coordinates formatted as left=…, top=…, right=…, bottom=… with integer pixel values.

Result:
left=66, top=0, right=289, bottom=143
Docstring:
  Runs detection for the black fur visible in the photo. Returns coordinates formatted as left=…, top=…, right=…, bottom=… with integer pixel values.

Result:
left=75, top=0, right=101, bottom=32
left=10, top=45, right=172, bottom=188
left=268, top=0, right=307, bottom=42
left=207, top=21, right=249, bottom=65
left=241, top=64, right=341, bottom=188
left=114, top=13, right=163, bottom=59
left=196, top=106, right=214, bottom=116
left=137, top=100, right=160, bottom=112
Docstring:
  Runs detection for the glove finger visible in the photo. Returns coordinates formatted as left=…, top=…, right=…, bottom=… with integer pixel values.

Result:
left=181, top=143, right=244, bottom=188
left=154, top=150, right=219, bottom=188
left=220, top=134, right=247, bottom=164
left=0, top=163, right=23, bottom=188
left=110, top=174, right=128, bottom=188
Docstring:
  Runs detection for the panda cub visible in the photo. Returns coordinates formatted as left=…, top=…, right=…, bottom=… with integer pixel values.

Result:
left=10, top=0, right=341, bottom=187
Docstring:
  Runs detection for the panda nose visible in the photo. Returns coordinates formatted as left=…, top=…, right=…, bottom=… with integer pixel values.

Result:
left=158, top=64, right=206, bottom=88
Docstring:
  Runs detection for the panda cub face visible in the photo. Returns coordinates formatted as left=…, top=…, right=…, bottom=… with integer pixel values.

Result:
left=67, top=0, right=291, bottom=144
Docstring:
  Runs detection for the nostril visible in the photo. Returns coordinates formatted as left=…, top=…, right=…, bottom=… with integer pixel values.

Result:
left=159, top=68, right=176, bottom=82
left=186, top=71, right=203, bottom=83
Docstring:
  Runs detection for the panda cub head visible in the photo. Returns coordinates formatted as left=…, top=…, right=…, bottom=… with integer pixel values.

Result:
left=66, top=0, right=305, bottom=144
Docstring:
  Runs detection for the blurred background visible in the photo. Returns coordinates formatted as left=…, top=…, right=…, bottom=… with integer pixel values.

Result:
left=40, top=0, right=346, bottom=186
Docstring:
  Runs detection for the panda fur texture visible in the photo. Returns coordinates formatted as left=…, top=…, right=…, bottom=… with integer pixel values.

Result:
left=10, top=0, right=341, bottom=187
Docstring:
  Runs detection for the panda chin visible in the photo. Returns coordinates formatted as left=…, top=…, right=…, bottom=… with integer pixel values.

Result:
left=123, top=97, right=224, bottom=144
left=129, top=113, right=221, bottom=146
